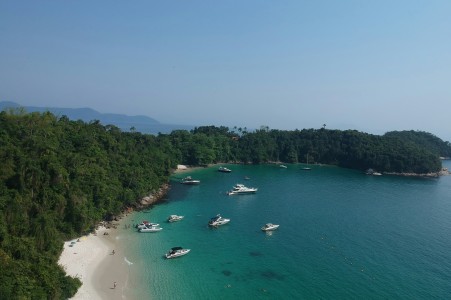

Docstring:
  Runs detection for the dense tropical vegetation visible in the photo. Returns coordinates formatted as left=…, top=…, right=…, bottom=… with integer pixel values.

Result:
left=165, top=125, right=446, bottom=174
left=384, top=130, right=451, bottom=158
left=0, top=110, right=174, bottom=299
left=0, top=110, right=449, bottom=298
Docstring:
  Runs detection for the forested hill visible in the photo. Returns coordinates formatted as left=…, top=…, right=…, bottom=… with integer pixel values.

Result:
left=0, top=101, right=194, bottom=134
left=0, top=111, right=176, bottom=298
left=0, top=111, right=448, bottom=298
left=169, top=126, right=444, bottom=174
left=384, top=130, right=451, bottom=158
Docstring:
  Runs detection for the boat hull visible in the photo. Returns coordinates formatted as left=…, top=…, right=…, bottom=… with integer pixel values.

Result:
left=208, top=219, right=230, bottom=226
left=227, top=190, right=257, bottom=195
left=181, top=180, right=200, bottom=185
left=166, top=249, right=191, bottom=259
left=139, top=227, right=163, bottom=233
left=218, top=167, right=232, bottom=173
left=261, top=224, right=280, bottom=231
left=168, top=215, right=184, bottom=222
left=137, top=223, right=159, bottom=229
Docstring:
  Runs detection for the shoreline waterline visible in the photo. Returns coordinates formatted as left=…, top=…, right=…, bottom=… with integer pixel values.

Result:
left=123, top=162, right=451, bottom=299
left=58, top=215, right=133, bottom=299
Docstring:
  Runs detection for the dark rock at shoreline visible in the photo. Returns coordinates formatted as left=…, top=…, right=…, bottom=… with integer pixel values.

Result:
left=384, top=168, right=449, bottom=178
left=133, top=183, right=170, bottom=210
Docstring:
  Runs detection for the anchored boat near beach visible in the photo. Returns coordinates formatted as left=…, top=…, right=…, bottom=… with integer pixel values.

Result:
left=218, top=166, right=232, bottom=173
left=139, top=224, right=163, bottom=232
left=227, top=183, right=258, bottom=195
left=136, top=221, right=159, bottom=229
left=165, top=247, right=191, bottom=259
left=366, top=168, right=382, bottom=176
left=181, top=176, right=200, bottom=185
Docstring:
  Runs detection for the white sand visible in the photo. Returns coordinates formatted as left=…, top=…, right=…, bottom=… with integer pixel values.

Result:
left=58, top=225, right=129, bottom=299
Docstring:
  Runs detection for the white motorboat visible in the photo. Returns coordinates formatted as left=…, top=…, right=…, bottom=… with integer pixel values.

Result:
left=139, top=224, right=163, bottom=232
left=136, top=221, right=159, bottom=229
left=168, top=215, right=184, bottom=222
left=218, top=166, right=232, bottom=173
left=366, top=168, right=382, bottom=176
left=280, top=164, right=287, bottom=168
left=227, top=184, right=258, bottom=195
left=261, top=223, right=280, bottom=231
left=208, top=214, right=230, bottom=226
left=181, top=176, right=200, bottom=185
left=165, top=247, right=191, bottom=259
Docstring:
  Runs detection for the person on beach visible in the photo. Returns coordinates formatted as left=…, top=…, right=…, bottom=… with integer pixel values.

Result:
left=113, top=282, right=117, bottom=289
left=112, top=250, right=115, bottom=255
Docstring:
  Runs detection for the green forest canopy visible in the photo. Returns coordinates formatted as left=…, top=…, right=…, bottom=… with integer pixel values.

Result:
left=0, top=110, right=449, bottom=298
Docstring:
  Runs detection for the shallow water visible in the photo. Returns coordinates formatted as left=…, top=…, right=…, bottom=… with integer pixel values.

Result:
left=122, top=161, right=451, bottom=299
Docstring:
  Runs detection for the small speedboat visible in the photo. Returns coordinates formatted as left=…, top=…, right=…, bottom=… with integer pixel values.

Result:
left=261, top=223, right=280, bottom=231
left=366, top=168, right=382, bottom=176
left=168, top=215, right=184, bottom=222
left=139, top=225, right=163, bottom=232
left=181, top=176, right=200, bottom=185
left=218, top=166, right=232, bottom=173
left=280, top=164, right=287, bottom=168
left=165, top=247, right=191, bottom=259
left=208, top=214, right=230, bottom=226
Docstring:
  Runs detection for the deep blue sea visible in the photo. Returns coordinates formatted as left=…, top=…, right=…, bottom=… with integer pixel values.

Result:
left=119, top=161, right=451, bottom=299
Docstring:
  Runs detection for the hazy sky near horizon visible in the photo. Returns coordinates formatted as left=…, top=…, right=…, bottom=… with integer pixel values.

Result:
left=1, top=1, right=450, bottom=141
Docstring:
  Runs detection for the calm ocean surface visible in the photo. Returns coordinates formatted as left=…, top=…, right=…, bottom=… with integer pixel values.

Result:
left=119, top=161, right=451, bottom=299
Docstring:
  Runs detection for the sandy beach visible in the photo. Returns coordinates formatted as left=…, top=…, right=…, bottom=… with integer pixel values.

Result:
left=174, top=164, right=222, bottom=175
left=58, top=222, right=130, bottom=300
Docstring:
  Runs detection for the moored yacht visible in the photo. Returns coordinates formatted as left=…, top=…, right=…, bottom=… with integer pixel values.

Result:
left=261, top=223, right=280, bottom=231
left=227, top=183, right=258, bottom=195
left=168, top=215, right=184, bottom=222
left=139, top=224, right=163, bottom=232
left=218, top=166, right=232, bottom=173
left=165, top=247, right=191, bottom=259
left=181, top=176, right=200, bottom=185
left=208, top=214, right=230, bottom=226
left=136, top=221, right=159, bottom=229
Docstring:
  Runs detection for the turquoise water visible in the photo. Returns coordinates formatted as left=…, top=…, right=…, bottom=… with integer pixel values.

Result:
left=121, top=162, right=451, bottom=299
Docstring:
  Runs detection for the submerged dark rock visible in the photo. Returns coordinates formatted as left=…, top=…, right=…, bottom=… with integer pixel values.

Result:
left=260, top=269, right=286, bottom=281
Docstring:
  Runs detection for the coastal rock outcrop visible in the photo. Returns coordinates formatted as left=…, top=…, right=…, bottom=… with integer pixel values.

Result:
left=384, top=168, right=449, bottom=178
left=134, top=183, right=170, bottom=210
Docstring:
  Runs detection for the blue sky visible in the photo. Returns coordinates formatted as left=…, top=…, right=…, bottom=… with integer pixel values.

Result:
left=1, top=1, right=450, bottom=141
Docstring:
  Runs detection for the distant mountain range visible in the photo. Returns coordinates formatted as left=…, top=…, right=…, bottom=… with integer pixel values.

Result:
left=0, top=101, right=194, bottom=134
